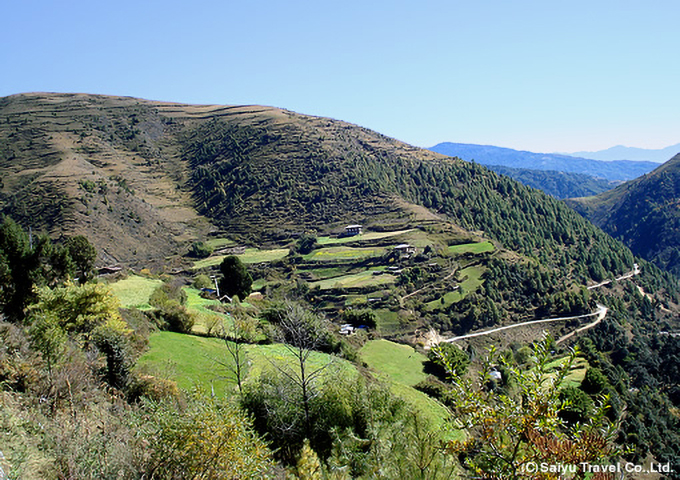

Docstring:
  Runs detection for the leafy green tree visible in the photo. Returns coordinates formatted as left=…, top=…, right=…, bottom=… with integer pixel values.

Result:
left=64, top=235, right=97, bottom=283
left=294, top=439, right=323, bottom=480
left=28, top=282, right=134, bottom=389
left=140, top=394, right=274, bottom=479
left=443, top=336, right=621, bottom=479
left=558, top=385, right=594, bottom=425
left=188, top=241, right=214, bottom=258
left=192, top=273, right=213, bottom=290
left=0, top=216, right=39, bottom=319
left=341, top=309, right=377, bottom=328
left=428, top=342, right=470, bottom=380
left=219, top=255, right=253, bottom=299
left=0, top=217, right=89, bottom=320
left=149, top=283, right=195, bottom=333
left=293, top=233, right=318, bottom=255
left=28, top=312, right=67, bottom=379
left=581, top=367, right=609, bottom=395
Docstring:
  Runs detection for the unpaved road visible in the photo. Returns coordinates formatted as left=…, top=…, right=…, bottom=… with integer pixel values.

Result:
left=438, top=264, right=640, bottom=345
left=442, top=304, right=608, bottom=343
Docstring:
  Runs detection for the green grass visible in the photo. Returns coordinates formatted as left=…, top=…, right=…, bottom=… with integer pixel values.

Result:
left=390, top=382, right=454, bottom=432
left=299, top=266, right=347, bottom=280
left=137, top=332, right=356, bottom=398
left=309, top=270, right=397, bottom=290
left=135, top=331, right=239, bottom=397
left=545, top=356, right=589, bottom=388
left=344, top=294, right=368, bottom=306
left=360, top=339, right=458, bottom=436
left=204, top=238, right=236, bottom=249
left=360, top=339, right=428, bottom=386
left=448, top=241, right=494, bottom=255
left=193, top=247, right=289, bottom=269
left=243, top=343, right=357, bottom=384
left=303, top=246, right=387, bottom=262
left=109, top=275, right=163, bottom=310
left=426, top=265, right=486, bottom=310
left=373, top=309, right=402, bottom=335
left=316, top=229, right=414, bottom=245
left=182, top=286, right=232, bottom=335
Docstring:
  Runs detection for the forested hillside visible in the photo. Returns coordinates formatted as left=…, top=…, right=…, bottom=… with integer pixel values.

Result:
left=568, top=154, right=680, bottom=276
left=0, top=93, right=637, bottom=282
left=484, top=164, right=615, bottom=199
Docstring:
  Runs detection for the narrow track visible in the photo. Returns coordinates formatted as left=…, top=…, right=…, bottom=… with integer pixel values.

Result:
left=437, top=265, right=640, bottom=345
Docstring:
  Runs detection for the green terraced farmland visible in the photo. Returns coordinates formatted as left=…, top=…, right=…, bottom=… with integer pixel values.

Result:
left=193, top=247, right=289, bottom=269
left=109, top=275, right=164, bottom=310
left=316, top=229, right=414, bottom=245
left=203, top=238, right=237, bottom=249
left=303, top=246, right=387, bottom=262
left=447, top=241, right=495, bottom=255
left=426, top=265, right=486, bottom=310
left=309, top=270, right=397, bottom=290
left=182, top=286, right=232, bottom=335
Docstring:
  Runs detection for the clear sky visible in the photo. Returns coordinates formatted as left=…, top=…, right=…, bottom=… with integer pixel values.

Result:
left=2, top=0, right=678, bottom=153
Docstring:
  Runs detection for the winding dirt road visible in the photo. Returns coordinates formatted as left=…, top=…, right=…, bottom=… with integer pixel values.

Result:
left=442, top=304, right=607, bottom=344
left=437, top=264, right=640, bottom=345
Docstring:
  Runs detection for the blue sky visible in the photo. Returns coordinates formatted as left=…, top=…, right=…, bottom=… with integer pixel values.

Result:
left=2, top=0, right=678, bottom=153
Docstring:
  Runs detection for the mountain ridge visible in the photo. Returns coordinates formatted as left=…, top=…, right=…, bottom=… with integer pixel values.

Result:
left=429, top=142, right=657, bottom=182
left=568, top=143, right=680, bottom=163
left=566, top=153, right=680, bottom=276
left=0, top=93, right=654, bottom=288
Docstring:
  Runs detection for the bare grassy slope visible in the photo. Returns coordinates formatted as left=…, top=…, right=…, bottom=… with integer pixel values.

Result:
left=0, top=93, right=448, bottom=266
left=0, top=93, right=215, bottom=266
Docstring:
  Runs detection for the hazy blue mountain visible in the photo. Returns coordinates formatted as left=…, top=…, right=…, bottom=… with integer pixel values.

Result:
left=568, top=143, right=680, bottom=163
left=429, top=142, right=657, bottom=182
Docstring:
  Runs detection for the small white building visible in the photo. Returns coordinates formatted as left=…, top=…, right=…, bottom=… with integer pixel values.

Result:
left=339, top=324, right=355, bottom=335
left=344, top=225, right=363, bottom=236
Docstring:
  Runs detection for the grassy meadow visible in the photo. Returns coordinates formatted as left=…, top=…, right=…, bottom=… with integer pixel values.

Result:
left=108, top=275, right=164, bottom=310
left=360, top=339, right=456, bottom=434
left=426, top=265, right=486, bottom=310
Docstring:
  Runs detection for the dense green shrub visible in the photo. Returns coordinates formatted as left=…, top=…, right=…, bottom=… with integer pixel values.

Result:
left=188, top=241, right=213, bottom=258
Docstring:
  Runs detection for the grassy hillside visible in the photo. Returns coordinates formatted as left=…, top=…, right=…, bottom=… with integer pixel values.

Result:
left=0, top=92, right=636, bottom=287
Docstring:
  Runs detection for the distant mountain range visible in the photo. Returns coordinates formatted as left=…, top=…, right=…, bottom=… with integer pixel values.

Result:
left=567, top=143, right=680, bottom=163
left=429, top=142, right=658, bottom=182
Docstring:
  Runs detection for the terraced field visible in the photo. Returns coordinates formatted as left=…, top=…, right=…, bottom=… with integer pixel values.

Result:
left=316, top=229, right=414, bottom=245
left=309, top=270, right=397, bottom=290
left=303, top=245, right=387, bottom=262
left=193, top=247, right=289, bottom=269
left=426, top=265, right=486, bottom=310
